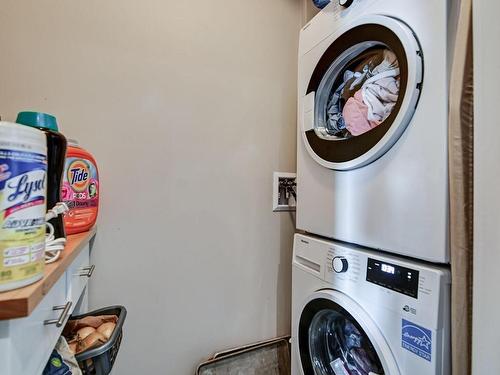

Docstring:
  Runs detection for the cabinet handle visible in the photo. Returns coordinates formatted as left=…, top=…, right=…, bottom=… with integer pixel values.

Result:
left=79, top=264, right=95, bottom=277
left=44, top=301, right=72, bottom=327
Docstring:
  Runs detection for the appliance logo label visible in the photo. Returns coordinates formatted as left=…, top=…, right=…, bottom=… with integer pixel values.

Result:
left=401, top=319, right=432, bottom=362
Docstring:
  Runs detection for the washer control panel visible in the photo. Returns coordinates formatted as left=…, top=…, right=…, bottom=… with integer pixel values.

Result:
left=326, top=247, right=361, bottom=283
left=294, top=234, right=450, bottom=325
left=366, top=258, right=420, bottom=298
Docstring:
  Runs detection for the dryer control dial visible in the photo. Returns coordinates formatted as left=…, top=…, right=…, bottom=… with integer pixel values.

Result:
left=332, top=256, right=349, bottom=273
left=339, top=0, right=354, bottom=7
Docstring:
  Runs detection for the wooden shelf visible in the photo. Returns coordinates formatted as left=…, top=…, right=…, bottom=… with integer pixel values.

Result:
left=0, top=227, right=97, bottom=320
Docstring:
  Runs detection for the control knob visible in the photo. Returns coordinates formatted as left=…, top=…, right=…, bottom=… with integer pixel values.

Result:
left=339, top=0, right=354, bottom=7
left=332, top=256, right=349, bottom=273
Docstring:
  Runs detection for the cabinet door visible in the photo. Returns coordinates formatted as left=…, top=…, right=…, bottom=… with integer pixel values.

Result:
left=66, top=244, right=91, bottom=313
left=0, top=275, right=70, bottom=375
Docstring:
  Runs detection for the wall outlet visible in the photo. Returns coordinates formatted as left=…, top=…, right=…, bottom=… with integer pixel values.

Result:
left=273, top=172, right=297, bottom=212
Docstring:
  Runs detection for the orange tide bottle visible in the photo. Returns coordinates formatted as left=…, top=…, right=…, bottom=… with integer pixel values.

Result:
left=61, top=140, right=99, bottom=234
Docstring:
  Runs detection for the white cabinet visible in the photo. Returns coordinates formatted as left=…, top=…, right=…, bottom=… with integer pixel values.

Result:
left=0, top=275, right=68, bottom=375
left=66, top=244, right=91, bottom=314
left=0, top=237, right=94, bottom=375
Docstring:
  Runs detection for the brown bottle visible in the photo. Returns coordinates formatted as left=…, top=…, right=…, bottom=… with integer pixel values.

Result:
left=16, top=112, right=67, bottom=239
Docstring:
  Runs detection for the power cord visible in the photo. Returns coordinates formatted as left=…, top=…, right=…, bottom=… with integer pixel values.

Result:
left=45, top=202, right=68, bottom=264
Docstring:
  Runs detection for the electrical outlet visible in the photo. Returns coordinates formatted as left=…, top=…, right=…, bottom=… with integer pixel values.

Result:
left=273, top=172, right=297, bottom=212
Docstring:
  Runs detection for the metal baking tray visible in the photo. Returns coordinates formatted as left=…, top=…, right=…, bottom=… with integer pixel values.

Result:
left=196, top=336, right=290, bottom=375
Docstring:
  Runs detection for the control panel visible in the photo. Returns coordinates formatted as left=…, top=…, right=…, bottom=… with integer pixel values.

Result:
left=326, top=247, right=361, bottom=283
left=294, top=234, right=450, bottom=326
left=366, top=258, right=420, bottom=298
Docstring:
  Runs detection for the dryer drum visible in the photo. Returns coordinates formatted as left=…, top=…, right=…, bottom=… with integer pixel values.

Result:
left=303, top=20, right=422, bottom=170
left=298, top=298, right=384, bottom=375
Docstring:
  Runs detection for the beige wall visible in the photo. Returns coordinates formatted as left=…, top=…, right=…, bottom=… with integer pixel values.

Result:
left=302, top=0, right=320, bottom=24
left=0, top=1, right=302, bottom=373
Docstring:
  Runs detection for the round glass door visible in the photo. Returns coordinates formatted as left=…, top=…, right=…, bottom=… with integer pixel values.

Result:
left=308, top=308, right=383, bottom=375
left=298, top=292, right=399, bottom=375
left=301, top=16, right=423, bottom=170
left=315, top=45, right=400, bottom=140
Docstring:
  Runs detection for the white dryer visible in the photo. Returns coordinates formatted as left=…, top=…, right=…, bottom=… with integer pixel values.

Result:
left=297, top=0, right=458, bottom=263
left=291, top=234, right=450, bottom=375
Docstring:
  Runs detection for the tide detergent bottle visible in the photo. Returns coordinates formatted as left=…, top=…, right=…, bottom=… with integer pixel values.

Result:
left=61, top=140, right=99, bottom=234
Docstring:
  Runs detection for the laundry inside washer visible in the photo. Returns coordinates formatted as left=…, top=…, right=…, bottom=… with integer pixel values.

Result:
left=308, top=309, right=383, bottom=375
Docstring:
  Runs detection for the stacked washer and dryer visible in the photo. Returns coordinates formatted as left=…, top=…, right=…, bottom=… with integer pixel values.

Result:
left=292, top=1, right=455, bottom=374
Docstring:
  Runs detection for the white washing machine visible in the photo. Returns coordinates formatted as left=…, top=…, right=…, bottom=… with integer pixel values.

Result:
left=297, top=0, right=459, bottom=263
left=291, top=234, right=450, bottom=375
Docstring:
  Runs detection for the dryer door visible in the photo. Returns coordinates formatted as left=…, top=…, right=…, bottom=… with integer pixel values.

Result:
left=301, top=15, right=423, bottom=170
left=297, top=290, right=400, bottom=375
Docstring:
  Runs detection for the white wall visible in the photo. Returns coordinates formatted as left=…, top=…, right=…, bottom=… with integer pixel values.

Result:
left=0, top=1, right=301, bottom=373
left=472, top=1, right=500, bottom=374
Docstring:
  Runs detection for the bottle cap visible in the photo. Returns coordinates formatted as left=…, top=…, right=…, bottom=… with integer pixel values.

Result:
left=16, top=111, right=59, bottom=131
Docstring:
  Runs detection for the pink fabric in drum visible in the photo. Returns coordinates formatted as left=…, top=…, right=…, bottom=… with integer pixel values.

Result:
left=343, top=90, right=381, bottom=136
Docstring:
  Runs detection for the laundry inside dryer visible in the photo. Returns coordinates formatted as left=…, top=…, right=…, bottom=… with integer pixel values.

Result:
left=316, top=45, right=400, bottom=139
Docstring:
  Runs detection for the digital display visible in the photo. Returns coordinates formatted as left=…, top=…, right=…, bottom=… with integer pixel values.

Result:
left=381, top=264, right=395, bottom=274
left=366, top=258, right=419, bottom=298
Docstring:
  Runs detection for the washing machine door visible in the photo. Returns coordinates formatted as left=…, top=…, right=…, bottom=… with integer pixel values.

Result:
left=301, top=15, right=423, bottom=170
left=297, top=290, right=400, bottom=375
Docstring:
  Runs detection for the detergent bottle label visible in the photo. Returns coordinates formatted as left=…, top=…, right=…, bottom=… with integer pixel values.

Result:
left=0, top=149, right=46, bottom=285
left=61, top=157, right=99, bottom=231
